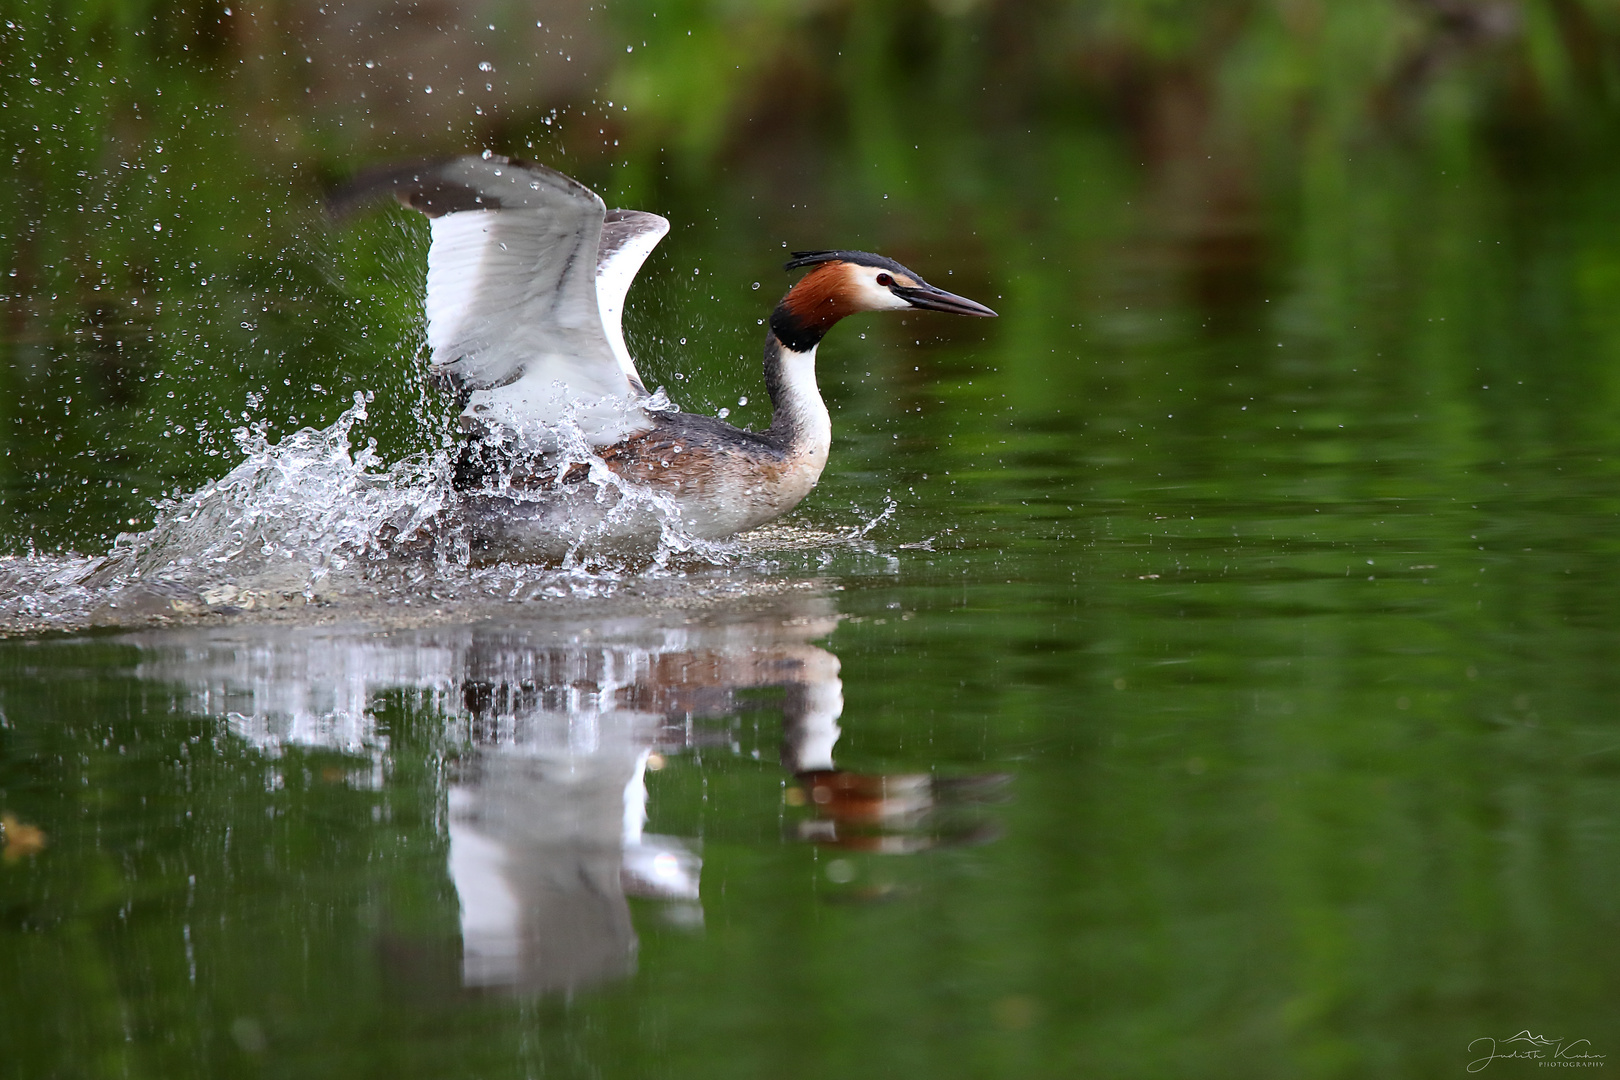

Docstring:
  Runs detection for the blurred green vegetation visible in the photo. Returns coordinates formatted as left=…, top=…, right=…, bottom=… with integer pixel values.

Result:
left=2, top=9, right=1620, bottom=1074
left=4, top=0, right=1620, bottom=548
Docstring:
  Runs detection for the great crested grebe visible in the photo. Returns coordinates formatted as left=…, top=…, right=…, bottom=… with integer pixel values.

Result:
left=331, top=154, right=996, bottom=558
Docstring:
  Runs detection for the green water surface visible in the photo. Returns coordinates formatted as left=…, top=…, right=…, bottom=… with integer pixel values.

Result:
left=3, top=2, right=1620, bottom=1077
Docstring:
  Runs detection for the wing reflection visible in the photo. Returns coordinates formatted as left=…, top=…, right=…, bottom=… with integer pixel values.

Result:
left=129, top=591, right=1002, bottom=995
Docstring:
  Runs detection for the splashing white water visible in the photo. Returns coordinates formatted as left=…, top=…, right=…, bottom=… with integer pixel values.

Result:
left=0, top=392, right=904, bottom=634
left=93, top=393, right=449, bottom=594
left=0, top=394, right=451, bottom=629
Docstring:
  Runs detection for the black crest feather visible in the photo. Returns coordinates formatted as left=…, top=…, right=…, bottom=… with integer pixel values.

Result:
left=784, top=249, right=914, bottom=276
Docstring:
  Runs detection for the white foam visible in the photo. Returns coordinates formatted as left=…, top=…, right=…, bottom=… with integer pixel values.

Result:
left=0, top=391, right=904, bottom=635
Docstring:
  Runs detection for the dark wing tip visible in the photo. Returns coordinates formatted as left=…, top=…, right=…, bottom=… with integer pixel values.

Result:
left=325, top=160, right=435, bottom=221
left=324, top=153, right=527, bottom=222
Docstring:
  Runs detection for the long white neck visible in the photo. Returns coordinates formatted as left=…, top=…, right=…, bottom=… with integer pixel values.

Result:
left=764, top=336, right=831, bottom=463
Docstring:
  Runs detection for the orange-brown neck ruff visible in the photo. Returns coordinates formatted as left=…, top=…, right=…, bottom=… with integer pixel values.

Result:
left=770, top=263, right=860, bottom=352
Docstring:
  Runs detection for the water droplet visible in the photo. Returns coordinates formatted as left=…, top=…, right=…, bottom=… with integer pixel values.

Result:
left=478, top=60, right=493, bottom=71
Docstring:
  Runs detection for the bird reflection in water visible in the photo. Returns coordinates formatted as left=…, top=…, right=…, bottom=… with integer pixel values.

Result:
left=787, top=770, right=1007, bottom=856
left=132, top=591, right=1005, bottom=995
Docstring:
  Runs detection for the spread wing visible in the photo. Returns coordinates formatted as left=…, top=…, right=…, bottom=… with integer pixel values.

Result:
left=330, top=155, right=664, bottom=447
left=597, top=209, right=670, bottom=394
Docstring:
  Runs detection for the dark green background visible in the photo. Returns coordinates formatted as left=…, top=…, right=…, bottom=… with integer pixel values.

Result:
left=3, top=1, right=1619, bottom=1076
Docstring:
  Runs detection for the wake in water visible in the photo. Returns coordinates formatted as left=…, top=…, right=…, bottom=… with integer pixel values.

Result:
left=0, top=394, right=902, bottom=635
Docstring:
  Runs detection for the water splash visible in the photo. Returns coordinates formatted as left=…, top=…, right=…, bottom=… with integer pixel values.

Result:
left=0, top=392, right=906, bottom=635
left=90, top=393, right=447, bottom=595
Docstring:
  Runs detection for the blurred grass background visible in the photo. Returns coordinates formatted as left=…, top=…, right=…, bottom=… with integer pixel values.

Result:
left=4, top=7, right=1620, bottom=1077
left=3, top=0, right=1620, bottom=551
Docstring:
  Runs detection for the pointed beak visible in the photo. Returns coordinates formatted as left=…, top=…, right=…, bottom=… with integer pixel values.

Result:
left=893, top=284, right=998, bottom=318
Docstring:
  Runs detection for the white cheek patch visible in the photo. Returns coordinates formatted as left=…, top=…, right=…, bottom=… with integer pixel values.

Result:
left=848, top=266, right=912, bottom=311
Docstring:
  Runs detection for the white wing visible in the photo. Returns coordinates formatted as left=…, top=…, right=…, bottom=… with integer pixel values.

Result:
left=332, top=156, right=658, bottom=447
left=596, top=209, right=670, bottom=394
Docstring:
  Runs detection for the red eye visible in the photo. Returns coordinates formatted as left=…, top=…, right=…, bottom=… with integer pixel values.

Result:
left=876, top=273, right=893, bottom=287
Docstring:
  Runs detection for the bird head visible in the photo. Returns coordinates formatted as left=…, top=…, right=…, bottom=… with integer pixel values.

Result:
left=772, top=250, right=996, bottom=351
